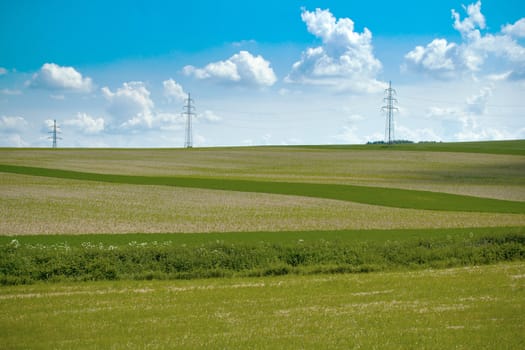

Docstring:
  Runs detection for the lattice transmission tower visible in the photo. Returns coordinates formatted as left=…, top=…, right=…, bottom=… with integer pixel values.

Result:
left=48, top=119, right=62, bottom=148
left=382, top=81, right=398, bottom=144
left=183, top=93, right=195, bottom=148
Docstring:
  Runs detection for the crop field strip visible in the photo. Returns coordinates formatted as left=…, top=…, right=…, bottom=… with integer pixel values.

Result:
left=1, top=164, right=525, bottom=214
left=2, top=144, right=524, bottom=201
left=1, top=172, right=524, bottom=235
left=0, top=145, right=525, bottom=187
left=1, top=142, right=524, bottom=234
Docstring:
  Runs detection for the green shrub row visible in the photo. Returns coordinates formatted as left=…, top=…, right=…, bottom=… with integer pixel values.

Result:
left=1, top=232, right=524, bottom=285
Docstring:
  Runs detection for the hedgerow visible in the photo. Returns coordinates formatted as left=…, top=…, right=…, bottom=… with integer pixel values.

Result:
left=1, top=231, right=523, bottom=285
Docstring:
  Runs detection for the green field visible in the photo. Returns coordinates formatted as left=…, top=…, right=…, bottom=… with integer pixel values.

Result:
left=1, top=263, right=523, bottom=349
left=1, top=141, right=524, bottom=348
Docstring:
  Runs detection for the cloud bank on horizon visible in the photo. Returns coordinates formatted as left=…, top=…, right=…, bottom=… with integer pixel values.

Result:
left=0, top=0, right=524, bottom=147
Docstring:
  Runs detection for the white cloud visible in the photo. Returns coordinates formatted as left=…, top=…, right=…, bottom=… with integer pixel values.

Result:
left=422, top=84, right=524, bottom=141
left=155, top=112, right=184, bottom=131
left=0, top=116, right=28, bottom=132
left=454, top=124, right=524, bottom=141
left=0, top=67, right=7, bottom=75
left=199, top=110, right=222, bottom=123
left=502, top=18, right=525, bottom=38
left=452, top=1, right=486, bottom=39
left=425, top=106, right=462, bottom=120
left=163, top=78, right=186, bottom=102
left=403, top=39, right=457, bottom=78
left=404, top=1, right=525, bottom=80
left=64, top=113, right=105, bottom=134
left=334, top=126, right=363, bottom=144
left=286, top=8, right=384, bottom=93
left=102, top=81, right=154, bottom=128
left=7, top=134, right=28, bottom=147
left=465, top=85, right=492, bottom=115
left=396, top=125, right=442, bottom=142
left=29, top=63, right=93, bottom=92
left=184, top=50, right=277, bottom=87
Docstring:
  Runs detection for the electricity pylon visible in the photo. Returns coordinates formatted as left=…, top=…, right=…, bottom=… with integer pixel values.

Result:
left=48, top=119, right=62, bottom=148
left=382, top=81, right=398, bottom=144
left=183, top=93, right=195, bottom=148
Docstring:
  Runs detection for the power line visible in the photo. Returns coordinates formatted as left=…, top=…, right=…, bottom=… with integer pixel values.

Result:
left=382, top=81, right=398, bottom=144
left=183, top=93, right=195, bottom=148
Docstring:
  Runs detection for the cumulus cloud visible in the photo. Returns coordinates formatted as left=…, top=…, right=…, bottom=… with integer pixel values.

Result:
left=155, top=112, right=184, bottom=131
left=3, top=134, right=28, bottom=147
left=0, top=116, right=28, bottom=132
left=465, top=86, right=492, bottom=115
left=403, top=39, right=457, bottom=78
left=425, top=106, right=462, bottom=119
left=286, top=8, right=384, bottom=93
left=102, top=82, right=154, bottom=128
left=183, top=51, right=277, bottom=87
left=163, top=78, right=186, bottom=102
left=102, top=81, right=196, bottom=131
left=424, top=85, right=523, bottom=141
left=64, top=113, right=105, bottom=134
left=404, top=1, right=525, bottom=80
left=502, top=18, right=525, bottom=38
left=0, top=118, right=29, bottom=146
left=334, top=126, right=363, bottom=144
left=427, top=87, right=492, bottom=121
left=29, top=63, right=93, bottom=92
left=199, top=110, right=222, bottom=123
left=395, top=126, right=442, bottom=142
left=452, top=1, right=486, bottom=39
left=454, top=122, right=525, bottom=141
left=0, top=67, right=7, bottom=75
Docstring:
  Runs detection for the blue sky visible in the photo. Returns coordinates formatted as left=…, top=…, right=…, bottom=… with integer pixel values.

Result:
left=1, top=0, right=524, bottom=147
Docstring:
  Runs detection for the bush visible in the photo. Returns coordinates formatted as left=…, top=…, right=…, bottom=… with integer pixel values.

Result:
left=0, top=231, right=523, bottom=285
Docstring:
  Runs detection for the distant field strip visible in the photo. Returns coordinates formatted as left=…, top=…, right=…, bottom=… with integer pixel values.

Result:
left=297, top=139, right=525, bottom=155
left=1, top=164, right=524, bottom=214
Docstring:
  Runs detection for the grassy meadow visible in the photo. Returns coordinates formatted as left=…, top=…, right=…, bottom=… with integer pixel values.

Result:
left=1, top=140, right=524, bottom=348
left=1, top=263, right=523, bottom=349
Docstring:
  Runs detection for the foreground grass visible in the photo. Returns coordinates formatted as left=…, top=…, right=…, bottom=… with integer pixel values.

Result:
left=1, top=262, right=523, bottom=349
left=1, top=227, right=523, bottom=285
